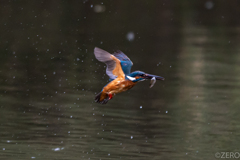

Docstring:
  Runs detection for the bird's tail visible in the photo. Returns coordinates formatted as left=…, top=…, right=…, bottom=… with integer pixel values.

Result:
left=95, top=91, right=109, bottom=104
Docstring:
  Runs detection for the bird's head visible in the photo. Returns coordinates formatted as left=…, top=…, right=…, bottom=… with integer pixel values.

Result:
left=126, top=71, right=165, bottom=82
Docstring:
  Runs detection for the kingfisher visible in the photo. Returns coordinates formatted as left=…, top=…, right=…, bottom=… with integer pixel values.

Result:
left=94, top=47, right=165, bottom=104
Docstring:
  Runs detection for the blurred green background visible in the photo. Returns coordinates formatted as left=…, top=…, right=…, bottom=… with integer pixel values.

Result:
left=0, top=0, right=240, bottom=159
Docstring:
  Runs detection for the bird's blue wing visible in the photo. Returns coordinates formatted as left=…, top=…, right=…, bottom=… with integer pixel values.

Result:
left=113, top=50, right=133, bottom=75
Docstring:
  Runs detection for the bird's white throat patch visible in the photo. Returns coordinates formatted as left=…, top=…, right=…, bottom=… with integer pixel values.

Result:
left=127, top=76, right=136, bottom=81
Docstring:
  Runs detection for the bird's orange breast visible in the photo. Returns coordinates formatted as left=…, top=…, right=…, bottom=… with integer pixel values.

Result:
left=103, top=79, right=136, bottom=95
left=99, top=79, right=136, bottom=101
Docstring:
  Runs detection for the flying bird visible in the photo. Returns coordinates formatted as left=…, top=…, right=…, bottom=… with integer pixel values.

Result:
left=94, top=47, right=164, bottom=104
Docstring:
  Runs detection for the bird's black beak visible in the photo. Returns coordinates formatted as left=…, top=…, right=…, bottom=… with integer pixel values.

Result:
left=143, top=74, right=165, bottom=80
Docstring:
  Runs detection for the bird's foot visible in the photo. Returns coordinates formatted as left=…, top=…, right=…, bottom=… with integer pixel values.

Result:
left=108, top=93, right=113, bottom=100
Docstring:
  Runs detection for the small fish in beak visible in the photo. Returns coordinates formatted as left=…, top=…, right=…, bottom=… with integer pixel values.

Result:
left=149, top=77, right=156, bottom=88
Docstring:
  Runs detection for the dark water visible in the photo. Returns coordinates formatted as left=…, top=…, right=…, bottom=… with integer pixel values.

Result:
left=1, top=1, right=240, bottom=159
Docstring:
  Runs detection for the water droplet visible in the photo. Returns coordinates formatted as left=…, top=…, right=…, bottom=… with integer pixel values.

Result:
left=166, top=111, right=168, bottom=113
left=130, top=136, right=133, bottom=139
left=205, top=1, right=214, bottom=10
left=108, top=153, right=110, bottom=156
left=94, top=4, right=105, bottom=13
left=52, top=148, right=60, bottom=151
left=126, top=32, right=135, bottom=41
left=140, top=106, right=142, bottom=109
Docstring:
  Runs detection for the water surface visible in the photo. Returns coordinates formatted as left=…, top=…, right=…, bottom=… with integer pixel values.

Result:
left=0, top=1, right=240, bottom=160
